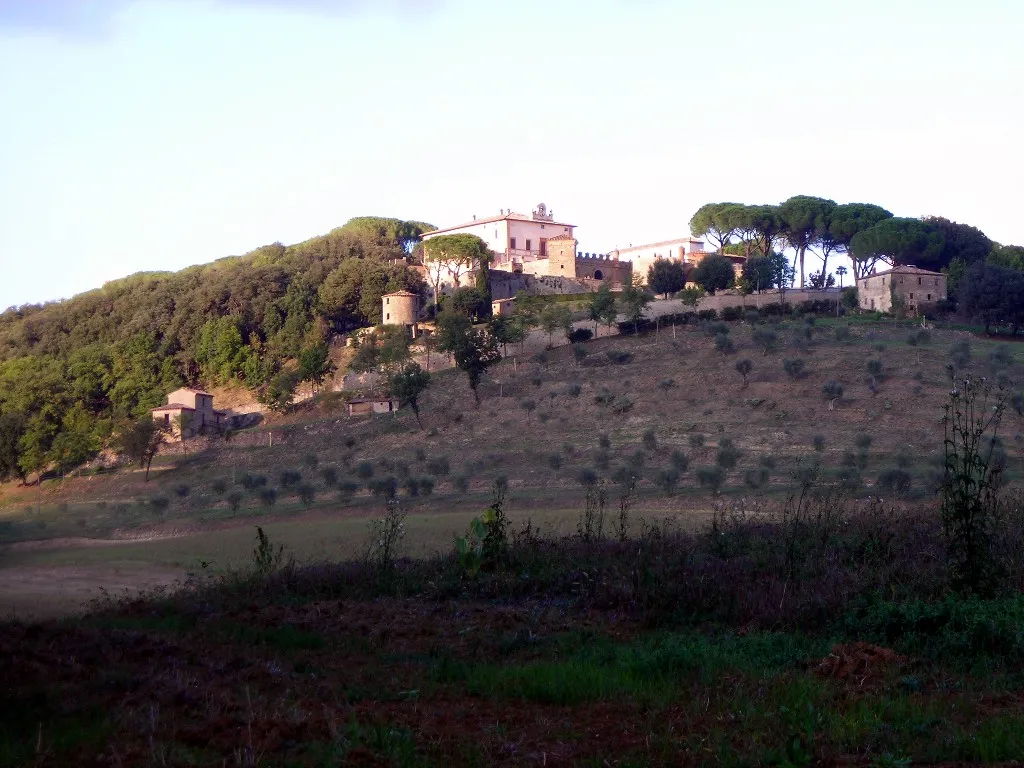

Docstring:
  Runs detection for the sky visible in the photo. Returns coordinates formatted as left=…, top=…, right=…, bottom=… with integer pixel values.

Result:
left=1, top=0, right=1022, bottom=310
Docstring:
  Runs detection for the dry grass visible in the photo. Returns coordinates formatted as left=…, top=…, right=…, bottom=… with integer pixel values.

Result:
left=1, top=315, right=1023, bottom=614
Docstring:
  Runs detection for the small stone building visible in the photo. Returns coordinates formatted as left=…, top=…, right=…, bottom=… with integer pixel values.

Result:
left=347, top=397, right=401, bottom=416
left=151, top=388, right=226, bottom=440
left=492, top=297, right=517, bottom=317
left=858, top=265, right=947, bottom=313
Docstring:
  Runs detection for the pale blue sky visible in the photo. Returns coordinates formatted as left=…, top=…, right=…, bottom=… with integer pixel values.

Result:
left=1, top=0, right=1021, bottom=310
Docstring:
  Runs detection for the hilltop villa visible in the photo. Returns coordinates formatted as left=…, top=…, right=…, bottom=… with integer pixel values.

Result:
left=421, top=203, right=576, bottom=276
left=421, top=202, right=632, bottom=288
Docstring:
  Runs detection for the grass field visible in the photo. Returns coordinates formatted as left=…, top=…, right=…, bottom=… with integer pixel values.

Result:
left=3, top=309, right=1024, bottom=764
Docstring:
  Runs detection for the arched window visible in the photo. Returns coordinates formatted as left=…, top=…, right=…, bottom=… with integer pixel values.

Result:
left=594, top=269, right=604, bottom=280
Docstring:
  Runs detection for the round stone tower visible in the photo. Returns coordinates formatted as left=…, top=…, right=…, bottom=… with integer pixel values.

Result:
left=382, top=290, right=419, bottom=327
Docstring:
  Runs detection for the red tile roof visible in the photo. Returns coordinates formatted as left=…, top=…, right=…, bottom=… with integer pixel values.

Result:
left=865, top=265, right=944, bottom=278
left=151, top=404, right=195, bottom=412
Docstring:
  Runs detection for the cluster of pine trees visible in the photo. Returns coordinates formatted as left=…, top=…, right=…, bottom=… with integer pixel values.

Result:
left=0, top=217, right=431, bottom=483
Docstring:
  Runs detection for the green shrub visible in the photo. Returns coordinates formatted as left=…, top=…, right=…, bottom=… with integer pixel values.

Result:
left=716, top=438, right=742, bottom=469
left=279, top=470, right=302, bottom=488
left=753, top=328, right=778, bottom=356
left=338, top=479, right=360, bottom=497
left=642, top=429, right=657, bottom=451
left=258, top=488, right=277, bottom=507
left=453, top=475, right=470, bottom=494
left=174, top=484, right=190, bottom=498
left=783, top=358, right=805, bottom=379
left=547, top=453, right=563, bottom=470
left=877, top=467, right=912, bottom=496
left=426, top=456, right=450, bottom=476
left=302, top=453, right=319, bottom=469
left=150, top=496, right=170, bottom=512
left=355, top=461, right=374, bottom=479
left=226, top=490, right=244, bottom=513
left=211, top=479, right=227, bottom=494
left=689, top=433, right=705, bottom=448
left=822, top=380, right=844, bottom=405
left=696, top=466, right=725, bottom=492
left=419, top=476, right=436, bottom=496
left=656, top=468, right=680, bottom=495
left=321, top=466, right=338, bottom=487
left=369, top=476, right=398, bottom=499
left=607, top=350, right=633, bottom=364
left=297, top=484, right=316, bottom=506
left=240, top=473, right=267, bottom=491
left=403, top=476, right=421, bottom=497
left=611, top=396, right=635, bottom=414
left=744, top=467, right=769, bottom=488
left=578, top=468, right=599, bottom=486
left=670, top=450, right=689, bottom=472
left=812, top=435, right=825, bottom=452
left=714, top=333, right=735, bottom=355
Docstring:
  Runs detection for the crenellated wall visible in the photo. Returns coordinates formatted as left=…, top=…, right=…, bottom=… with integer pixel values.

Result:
left=574, top=252, right=633, bottom=286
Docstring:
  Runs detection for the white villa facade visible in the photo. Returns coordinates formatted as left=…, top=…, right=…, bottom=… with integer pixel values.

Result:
left=608, top=237, right=707, bottom=284
left=421, top=203, right=575, bottom=283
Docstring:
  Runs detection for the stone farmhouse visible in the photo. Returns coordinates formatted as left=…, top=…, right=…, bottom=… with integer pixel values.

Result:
left=151, top=388, right=226, bottom=440
left=858, top=266, right=947, bottom=313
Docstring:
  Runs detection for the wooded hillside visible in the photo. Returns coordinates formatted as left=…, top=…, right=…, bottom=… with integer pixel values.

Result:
left=0, top=217, right=431, bottom=483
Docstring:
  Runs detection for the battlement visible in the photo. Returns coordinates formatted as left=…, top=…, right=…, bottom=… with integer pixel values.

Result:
left=575, top=252, right=618, bottom=261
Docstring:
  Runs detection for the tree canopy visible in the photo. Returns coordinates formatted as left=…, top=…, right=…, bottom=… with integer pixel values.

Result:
left=688, top=203, right=743, bottom=252
left=647, top=260, right=687, bottom=298
left=849, top=217, right=945, bottom=277
left=0, top=215, right=431, bottom=480
left=778, top=195, right=835, bottom=288
left=690, top=254, right=736, bottom=294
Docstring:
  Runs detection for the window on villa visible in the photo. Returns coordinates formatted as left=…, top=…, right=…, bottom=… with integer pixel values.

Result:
left=526, top=239, right=532, bottom=251
left=164, top=414, right=170, bottom=426
left=927, top=294, right=932, bottom=300
left=386, top=313, right=390, bottom=320
left=510, top=237, right=517, bottom=250
left=385, top=297, right=389, bottom=304
left=910, top=293, right=914, bottom=299
left=918, top=277, right=922, bottom=284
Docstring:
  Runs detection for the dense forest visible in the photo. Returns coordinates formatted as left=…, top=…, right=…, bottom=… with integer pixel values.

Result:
left=0, top=217, right=431, bottom=483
